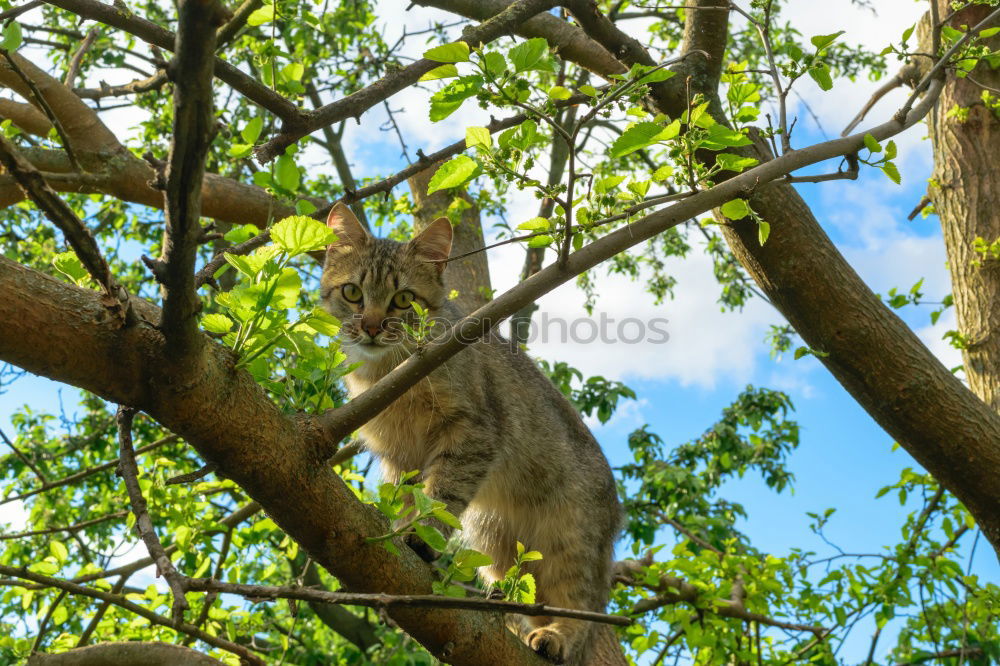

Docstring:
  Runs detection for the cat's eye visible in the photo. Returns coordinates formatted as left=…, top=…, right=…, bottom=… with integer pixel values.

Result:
left=341, top=283, right=363, bottom=303
left=391, top=290, right=415, bottom=309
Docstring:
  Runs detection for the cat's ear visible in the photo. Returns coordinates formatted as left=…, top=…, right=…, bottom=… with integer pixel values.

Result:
left=409, top=217, right=453, bottom=273
left=326, top=202, right=371, bottom=251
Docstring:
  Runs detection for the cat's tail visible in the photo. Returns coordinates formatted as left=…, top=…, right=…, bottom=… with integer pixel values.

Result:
left=578, top=625, right=628, bottom=666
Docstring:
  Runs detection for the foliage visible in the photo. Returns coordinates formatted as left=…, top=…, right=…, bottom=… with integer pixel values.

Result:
left=0, top=0, right=997, bottom=664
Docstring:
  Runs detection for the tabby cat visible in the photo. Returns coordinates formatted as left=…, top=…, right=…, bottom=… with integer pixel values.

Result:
left=320, top=202, right=623, bottom=665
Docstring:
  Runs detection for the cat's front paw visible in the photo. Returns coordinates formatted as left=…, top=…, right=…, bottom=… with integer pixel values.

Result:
left=403, top=531, right=440, bottom=562
left=527, top=627, right=566, bottom=664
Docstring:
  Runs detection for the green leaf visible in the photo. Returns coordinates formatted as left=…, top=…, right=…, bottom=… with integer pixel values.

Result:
left=224, top=224, right=260, bottom=244
left=465, top=126, right=491, bottom=149
left=305, top=308, right=340, bottom=336
left=295, top=199, right=318, bottom=215
left=716, top=153, right=759, bottom=173
left=247, top=5, right=274, bottom=26
left=881, top=161, right=901, bottom=184
left=520, top=550, right=543, bottom=562
left=423, top=41, right=470, bottom=63
left=808, top=63, right=834, bottom=91
left=579, top=84, right=598, bottom=97
left=52, top=251, right=90, bottom=286
left=720, top=199, right=751, bottom=220
left=429, top=76, right=483, bottom=122
left=702, top=123, right=751, bottom=149
left=527, top=234, right=554, bottom=248
left=481, top=51, right=506, bottom=77
left=455, top=549, right=493, bottom=571
left=757, top=219, right=771, bottom=246
left=202, top=313, right=234, bottom=334
left=28, top=559, right=59, bottom=576
left=547, top=85, right=572, bottom=100
left=609, top=121, right=677, bottom=158
left=980, top=27, right=1000, bottom=39
left=271, top=215, right=337, bottom=255
left=49, top=541, right=68, bottom=565
left=413, top=524, right=448, bottom=552
left=274, top=155, right=300, bottom=191
left=652, top=165, right=674, bottom=181
left=863, top=133, right=882, bottom=153
left=1, top=21, right=22, bottom=51
left=432, top=507, right=463, bottom=530
left=282, top=62, right=304, bottom=82
left=810, top=31, right=844, bottom=51
left=418, top=63, right=459, bottom=82
left=508, top=37, right=549, bottom=73
left=516, top=572, right=536, bottom=603
left=517, top=217, right=550, bottom=231
left=427, top=155, right=480, bottom=194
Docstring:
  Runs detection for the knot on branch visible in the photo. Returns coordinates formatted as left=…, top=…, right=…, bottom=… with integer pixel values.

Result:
left=140, top=254, right=168, bottom=284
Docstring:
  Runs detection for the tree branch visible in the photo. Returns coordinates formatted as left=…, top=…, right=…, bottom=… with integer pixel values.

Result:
left=412, top=0, right=625, bottom=77
left=27, top=642, right=228, bottom=666
left=116, top=406, right=190, bottom=623
left=184, top=577, right=632, bottom=626
left=157, top=0, right=225, bottom=354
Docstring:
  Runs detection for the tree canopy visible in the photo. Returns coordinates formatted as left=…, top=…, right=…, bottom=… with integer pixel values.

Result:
left=0, top=0, right=998, bottom=664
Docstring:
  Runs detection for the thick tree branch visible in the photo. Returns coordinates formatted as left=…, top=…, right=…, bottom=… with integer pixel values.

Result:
left=158, top=0, right=225, bottom=353
left=27, top=642, right=228, bottom=666
left=412, top=0, right=624, bottom=77
left=0, top=97, right=53, bottom=136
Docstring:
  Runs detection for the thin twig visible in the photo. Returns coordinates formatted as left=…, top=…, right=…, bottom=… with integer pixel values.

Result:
left=117, top=406, right=190, bottom=623
left=166, top=462, right=218, bottom=485
left=184, top=578, right=633, bottom=626
left=63, top=26, right=99, bottom=87
left=0, top=426, right=47, bottom=482
left=0, top=511, right=127, bottom=540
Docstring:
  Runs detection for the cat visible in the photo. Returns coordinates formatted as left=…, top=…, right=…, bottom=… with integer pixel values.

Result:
left=320, top=202, right=623, bottom=665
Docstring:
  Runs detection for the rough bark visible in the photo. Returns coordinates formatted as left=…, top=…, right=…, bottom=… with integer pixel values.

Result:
left=408, top=163, right=493, bottom=312
left=26, top=642, right=226, bottom=666
left=926, top=2, right=1000, bottom=410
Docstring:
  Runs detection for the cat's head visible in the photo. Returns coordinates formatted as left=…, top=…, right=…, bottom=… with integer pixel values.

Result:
left=319, top=202, right=453, bottom=359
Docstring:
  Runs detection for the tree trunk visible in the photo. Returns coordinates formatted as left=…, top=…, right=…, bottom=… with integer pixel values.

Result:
left=927, top=2, right=1000, bottom=410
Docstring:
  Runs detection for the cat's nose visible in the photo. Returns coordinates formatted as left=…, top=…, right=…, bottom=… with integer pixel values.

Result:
left=360, top=315, right=383, bottom=338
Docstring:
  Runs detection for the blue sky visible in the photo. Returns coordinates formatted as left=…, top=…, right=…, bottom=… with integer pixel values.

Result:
left=2, top=1, right=998, bottom=662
